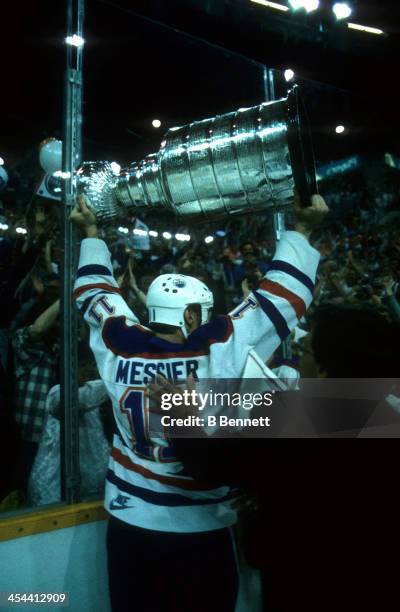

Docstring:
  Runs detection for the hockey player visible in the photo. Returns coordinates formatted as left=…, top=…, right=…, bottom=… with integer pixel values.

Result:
left=71, top=193, right=328, bottom=612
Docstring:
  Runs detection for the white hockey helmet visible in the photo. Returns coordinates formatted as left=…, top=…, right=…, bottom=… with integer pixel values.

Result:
left=146, top=274, right=214, bottom=335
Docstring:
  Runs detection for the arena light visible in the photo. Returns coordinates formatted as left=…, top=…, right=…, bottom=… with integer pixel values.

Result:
left=65, top=34, right=85, bottom=47
left=250, top=0, right=289, bottom=12
left=0, top=223, right=9, bottom=230
left=284, top=69, right=295, bottom=82
left=289, top=0, right=319, bottom=12
left=53, top=170, right=71, bottom=179
left=0, top=157, right=4, bottom=166
left=347, top=22, right=383, bottom=35
left=133, top=228, right=148, bottom=236
left=16, top=227, right=28, bottom=235
left=162, top=231, right=172, bottom=240
left=204, top=236, right=214, bottom=244
left=332, top=3, right=352, bottom=20
left=303, top=0, right=319, bottom=12
left=118, top=226, right=129, bottom=234
left=335, top=125, right=345, bottom=134
left=175, top=233, right=186, bottom=241
left=110, top=162, right=121, bottom=175
left=149, top=230, right=158, bottom=237
left=152, top=119, right=162, bottom=129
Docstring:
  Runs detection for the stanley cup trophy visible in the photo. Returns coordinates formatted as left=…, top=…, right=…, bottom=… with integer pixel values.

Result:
left=76, top=86, right=317, bottom=222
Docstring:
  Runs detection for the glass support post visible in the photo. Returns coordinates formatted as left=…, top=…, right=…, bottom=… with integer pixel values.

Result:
left=60, top=0, right=85, bottom=503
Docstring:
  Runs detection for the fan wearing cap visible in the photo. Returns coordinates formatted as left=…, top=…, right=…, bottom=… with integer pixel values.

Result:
left=70, top=193, right=328, bottom=612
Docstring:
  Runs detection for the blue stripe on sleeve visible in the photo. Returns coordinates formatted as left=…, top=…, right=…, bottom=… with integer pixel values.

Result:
left=106, top=470, right=233, bottom=506
left=76, top=264, right=112, bottom=278
left=267, top=260, right=315, bottom=295
left=253, top=290, right=291, bottom=342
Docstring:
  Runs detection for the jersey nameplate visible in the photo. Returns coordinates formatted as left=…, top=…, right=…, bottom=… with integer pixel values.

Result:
left=115, top=358, right=199, bottom=384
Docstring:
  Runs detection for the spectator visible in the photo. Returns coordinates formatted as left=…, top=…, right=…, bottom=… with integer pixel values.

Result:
left=255, top=306, right=400, bottom=610
left=0, top=207, right=50, bottom=369
left=231, top=241, right=269, bottom=288
left=27, top=368, right=111, bottom=506
left=12, top=294, right=60, bottom=494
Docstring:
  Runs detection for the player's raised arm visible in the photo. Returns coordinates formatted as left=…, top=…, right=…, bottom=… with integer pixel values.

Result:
left=224, top=195, right=328, bottom=375
left=70, top=196, right=141, bottom=371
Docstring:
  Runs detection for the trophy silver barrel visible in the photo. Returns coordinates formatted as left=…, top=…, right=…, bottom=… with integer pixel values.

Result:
left=77, top=86, right=317, bottom=222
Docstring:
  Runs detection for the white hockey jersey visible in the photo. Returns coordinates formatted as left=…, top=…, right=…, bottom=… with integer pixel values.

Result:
left=74, top=231, right=319, bottom=532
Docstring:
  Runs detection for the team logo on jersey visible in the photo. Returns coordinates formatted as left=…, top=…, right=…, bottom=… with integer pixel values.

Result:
left=109, top=494, right=135, bottom=510
left=173, top=278, right=186, bottom=288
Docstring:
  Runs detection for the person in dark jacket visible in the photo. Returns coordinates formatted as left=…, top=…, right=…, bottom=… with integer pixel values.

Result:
left=166, top=306, right=400, bottom=611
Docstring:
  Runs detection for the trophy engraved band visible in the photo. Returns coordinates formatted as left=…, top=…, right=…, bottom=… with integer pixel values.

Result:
left=76, top=86, right=317, bottom=223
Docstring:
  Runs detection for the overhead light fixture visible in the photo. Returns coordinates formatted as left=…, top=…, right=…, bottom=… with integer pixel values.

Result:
left=303, top=0, right=319, bottom=12
left=204, top=236, right=214, bottom=244
left=289, top=0, right=319, bottom=12
left=162, top=231, right=172, bottom=240
left=250, top=0, right=289, bottom=12
left=65, top=34, right=85, bottom=47
left=332, top=3, right=352, bottom=20
left=335, top=125, right=345, bottom=134
left=152, top=119, right=162, bottom=128
left=110, top=162, right=121, bottom=175
left=347, top=22, right=383, bottom=35
left=149, top=230, right=158, bottom=238
left=0, top=157, right=4, bottom=166
left=284, top=69, right=295, bottom=81
left=52, top=170, right=71, bottom=179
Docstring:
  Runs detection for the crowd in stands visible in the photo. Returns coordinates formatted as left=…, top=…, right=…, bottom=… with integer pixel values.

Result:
left=0, top=162, right=399, bottom=511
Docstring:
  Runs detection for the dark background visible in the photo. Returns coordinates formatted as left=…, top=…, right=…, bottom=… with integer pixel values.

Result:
left=2, top=0, right=400, bottom=170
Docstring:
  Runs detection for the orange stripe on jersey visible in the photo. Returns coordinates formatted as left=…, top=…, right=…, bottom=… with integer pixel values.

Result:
left=73, top=283, right=122, bottom=299
left=259, top=279, right=306, bottom=319
left=111, top=447, right=216, bottom=491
